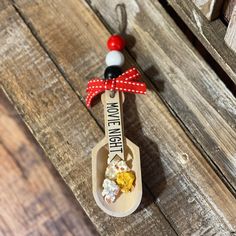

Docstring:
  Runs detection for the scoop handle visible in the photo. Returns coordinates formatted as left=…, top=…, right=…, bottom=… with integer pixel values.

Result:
left=102, top=91, right=125, bottom=163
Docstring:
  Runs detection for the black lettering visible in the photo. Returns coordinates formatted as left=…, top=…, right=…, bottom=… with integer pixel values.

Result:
left=109, top=128, right=121, bottom=134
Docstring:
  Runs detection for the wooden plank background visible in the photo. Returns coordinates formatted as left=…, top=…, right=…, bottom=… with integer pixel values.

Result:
left=0, top=89, right=98, bottom=235
left=223, top=0, right=236, bottom=22
left=192, top=0, right=223, bottom=20
left=225, top=5, right=236, bottom=53
left=0, top=0, right=236, bottom=235
left=166, top=0, right=236, bottom=85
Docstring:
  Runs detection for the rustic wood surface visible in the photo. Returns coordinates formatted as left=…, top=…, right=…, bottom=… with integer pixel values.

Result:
left=0, top=0, right=236, bottom=235
left=166, top=0, right=236, bottom=85
left=0, top=89, right=98, bottom=236
left=0, top=2, right=177, bottom=235
left=225, top=5, right=236, bottom=52
left=192, top=0, right=223, bottom=20
left=223, top=0, right=236, bottom=22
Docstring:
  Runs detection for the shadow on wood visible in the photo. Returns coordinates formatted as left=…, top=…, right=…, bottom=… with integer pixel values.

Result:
left=119, top=5, right=166, bottom=209
left=123, top=93, right=167, bottom=212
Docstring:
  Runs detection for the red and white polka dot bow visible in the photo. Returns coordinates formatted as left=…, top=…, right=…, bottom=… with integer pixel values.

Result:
left=86, top=67, right=146, bottom=107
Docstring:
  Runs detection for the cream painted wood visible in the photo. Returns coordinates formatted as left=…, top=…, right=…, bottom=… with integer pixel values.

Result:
left=92, top=91, right=142, bottom=217
left=104, top=91, right=125, bottom=162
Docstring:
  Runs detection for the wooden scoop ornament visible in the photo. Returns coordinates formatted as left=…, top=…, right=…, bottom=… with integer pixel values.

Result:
left=86, top=35, right=146, bottom=217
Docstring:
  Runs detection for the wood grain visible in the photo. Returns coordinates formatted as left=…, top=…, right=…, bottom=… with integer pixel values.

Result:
left=166, top=0, right=236, bottom=85
left=192, top=0, right=223, bottom=20
left=225, top=5, right=236, bottom=53
left=6, top=0, right=236, bottom=235
left=88, top=0, right=236, bottom=192
left=0, top=2, right=177, bottom=235
left=0, top=89, right=98, bottom=236
left=223, top=0, right=236, bottom=23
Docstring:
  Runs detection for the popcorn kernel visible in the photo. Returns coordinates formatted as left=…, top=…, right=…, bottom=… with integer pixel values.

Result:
left=116, top=171, right=135, bottom=192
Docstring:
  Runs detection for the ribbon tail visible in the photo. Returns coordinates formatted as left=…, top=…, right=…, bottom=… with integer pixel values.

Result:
left=115, top=81, right=146, bottom=95
left=86, top=88, right=104, bottom=107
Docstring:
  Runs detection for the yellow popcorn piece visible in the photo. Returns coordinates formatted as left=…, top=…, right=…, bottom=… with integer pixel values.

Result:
left=116, top=171, right=135, bottom=192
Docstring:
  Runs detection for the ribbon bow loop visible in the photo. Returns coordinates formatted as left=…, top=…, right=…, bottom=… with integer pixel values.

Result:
left=86, top=67, right=146, bottom=107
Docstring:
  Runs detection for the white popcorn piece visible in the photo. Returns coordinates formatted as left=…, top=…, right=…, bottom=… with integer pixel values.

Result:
left=102, top=178, right=120, bottom=203
left=102, top=157, right=132, bottom=203
left=116, top=160, right=130, bottom=172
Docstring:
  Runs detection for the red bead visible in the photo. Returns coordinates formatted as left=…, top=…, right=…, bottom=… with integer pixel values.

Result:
left=107, top=35, right=125, bottom=51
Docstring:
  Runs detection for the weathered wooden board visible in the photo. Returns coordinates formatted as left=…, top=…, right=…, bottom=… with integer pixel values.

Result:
left=223, top=0, right=236, bottom=23
left=166, top=0, right=236, bottom=85
left=8, top=0, right=236, bottom=235
left=225, top=5, right=236, bottom=53
left=192, top=0, right=223, bottom=20
left=0, top=3, right=177, bottom=236
left=88, top=0, right=236, bottom=192
left=0, top=89, right=98, bottom=236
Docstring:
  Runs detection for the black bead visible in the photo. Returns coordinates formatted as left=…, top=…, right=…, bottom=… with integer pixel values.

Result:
left=104, top=66, right=122, bottom=79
